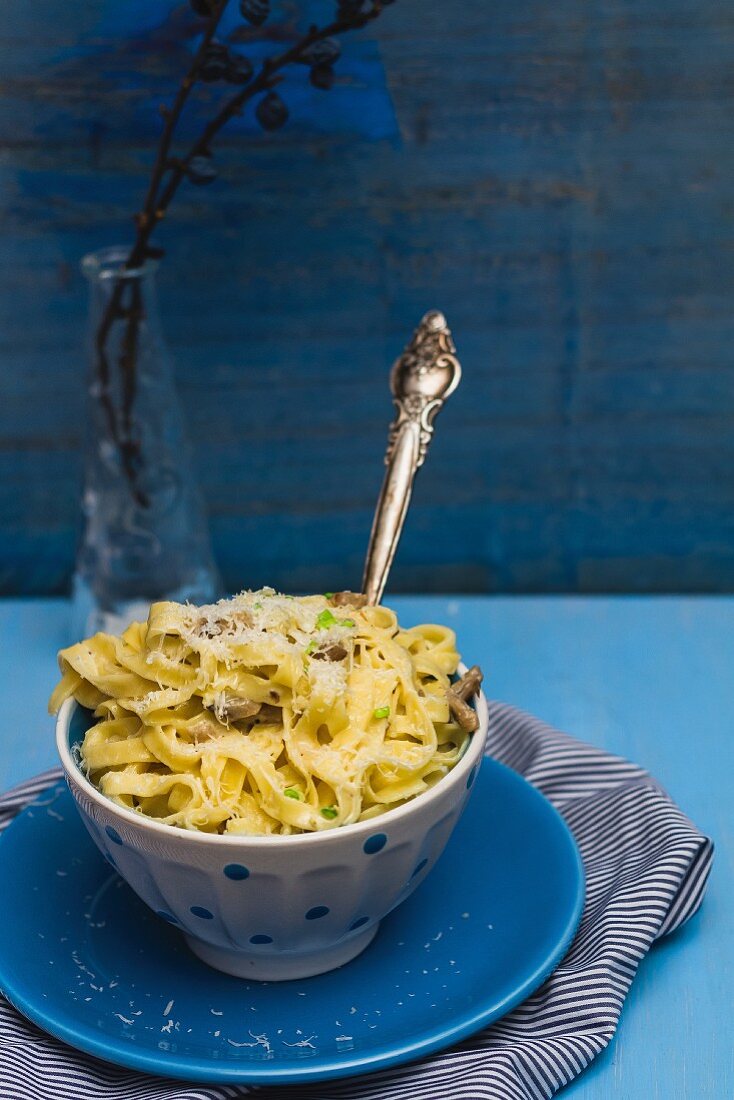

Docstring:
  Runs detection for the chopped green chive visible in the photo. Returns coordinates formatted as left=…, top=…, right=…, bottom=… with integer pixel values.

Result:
left=305, top=640, right=318, bottom=655
left=315, top=609, right=356, bottom=631
left=324, top=592, right=335, bottom=599
left=320, top=806, right=338, bottom=819
left=284, top=788, right=302, bottom=800
left=253, top=602, right=262, bottom=610
left=373, top=706, right=390, bottom=719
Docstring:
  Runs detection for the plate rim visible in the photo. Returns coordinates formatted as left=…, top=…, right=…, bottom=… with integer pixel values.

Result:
left=0, top=759, right=585, bottom=1085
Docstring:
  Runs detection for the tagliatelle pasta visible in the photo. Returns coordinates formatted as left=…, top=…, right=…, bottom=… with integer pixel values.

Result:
left=49, top=590, right=470, bottom=835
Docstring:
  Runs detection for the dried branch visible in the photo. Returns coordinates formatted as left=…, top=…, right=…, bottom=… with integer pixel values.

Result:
left=94, top=0, right=231, bottom=505
left=131, top=2, right=387, bottom=255
left=95, top=0, right=394, bottom=503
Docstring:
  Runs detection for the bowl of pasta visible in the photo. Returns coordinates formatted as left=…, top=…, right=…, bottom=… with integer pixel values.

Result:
left=52, top=590, right=488, bottom=981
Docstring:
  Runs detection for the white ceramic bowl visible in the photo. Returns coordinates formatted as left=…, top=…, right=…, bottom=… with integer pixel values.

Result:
left=56, top=684, right=488, bottom=981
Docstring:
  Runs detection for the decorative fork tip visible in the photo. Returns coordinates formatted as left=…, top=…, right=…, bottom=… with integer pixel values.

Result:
left=421, top=310, right=448, bottom=332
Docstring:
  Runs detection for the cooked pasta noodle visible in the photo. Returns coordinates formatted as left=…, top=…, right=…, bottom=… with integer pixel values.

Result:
left=49, top=590, right=471, bottom=835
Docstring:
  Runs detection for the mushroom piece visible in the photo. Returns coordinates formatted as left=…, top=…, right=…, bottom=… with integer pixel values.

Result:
left=231, top=609, right=253, bottom=629
left=194, top=609, right=252, bottom=639
left=187, top=712, right=222, bottom=739
left=312, top=643, right=348, bottom=662
left=256, top=703, right=283, bottom=723
left=211, top=692, right=262, bottom=722
left=446, top=690, right=480, bottom=733
left=329, top=591, right=368, bottom=609
left=446, top=664, right=483, bottom=732
left=453, top=664, right=483, bottom=702
left=195, top=615, right=229, bottom=639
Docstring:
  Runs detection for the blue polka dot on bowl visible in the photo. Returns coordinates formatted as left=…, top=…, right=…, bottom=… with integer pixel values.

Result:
left=305, top=905, right=329, bottom=920
left=411, top=858, right=428, bottom=879
left=363, top=833, right=387, bottom=854
left=223, top=863, right=249, bottom=880
left=190, top=905, right=214, bottom=920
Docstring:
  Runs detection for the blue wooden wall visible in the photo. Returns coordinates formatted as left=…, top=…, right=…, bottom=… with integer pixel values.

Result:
left=2, top=0, right=734, bottom=595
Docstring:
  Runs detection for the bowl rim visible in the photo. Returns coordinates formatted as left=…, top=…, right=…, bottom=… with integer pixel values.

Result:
left=55, top=671, right=489, bottom=850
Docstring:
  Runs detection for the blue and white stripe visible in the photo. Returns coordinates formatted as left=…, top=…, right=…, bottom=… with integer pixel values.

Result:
left=0, top=703, right=712, bottom=1100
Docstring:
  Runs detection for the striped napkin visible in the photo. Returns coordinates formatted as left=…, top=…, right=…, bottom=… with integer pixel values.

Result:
left=0, top=702, right=712, bottom=1100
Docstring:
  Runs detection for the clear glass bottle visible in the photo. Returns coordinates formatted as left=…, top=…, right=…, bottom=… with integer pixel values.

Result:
left=71, top=246, right=220, bottom=637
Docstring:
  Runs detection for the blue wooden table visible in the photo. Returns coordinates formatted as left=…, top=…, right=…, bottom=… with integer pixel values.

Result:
left=1, top=595, right=730, bottom=1097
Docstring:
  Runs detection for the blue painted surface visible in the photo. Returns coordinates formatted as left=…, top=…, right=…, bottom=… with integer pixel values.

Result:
left=0, top=760, right=583, bottom=1084
left=0, top=595, right=730, bottom=1094
left=1, top=2, right=734, bottom=593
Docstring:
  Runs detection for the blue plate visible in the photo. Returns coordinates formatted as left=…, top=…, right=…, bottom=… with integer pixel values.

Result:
left=0, top=759, right=583, bottom=1085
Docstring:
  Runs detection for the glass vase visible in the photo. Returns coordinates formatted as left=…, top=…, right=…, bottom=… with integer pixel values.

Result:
left=71, top=246, right=221, bottom=638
